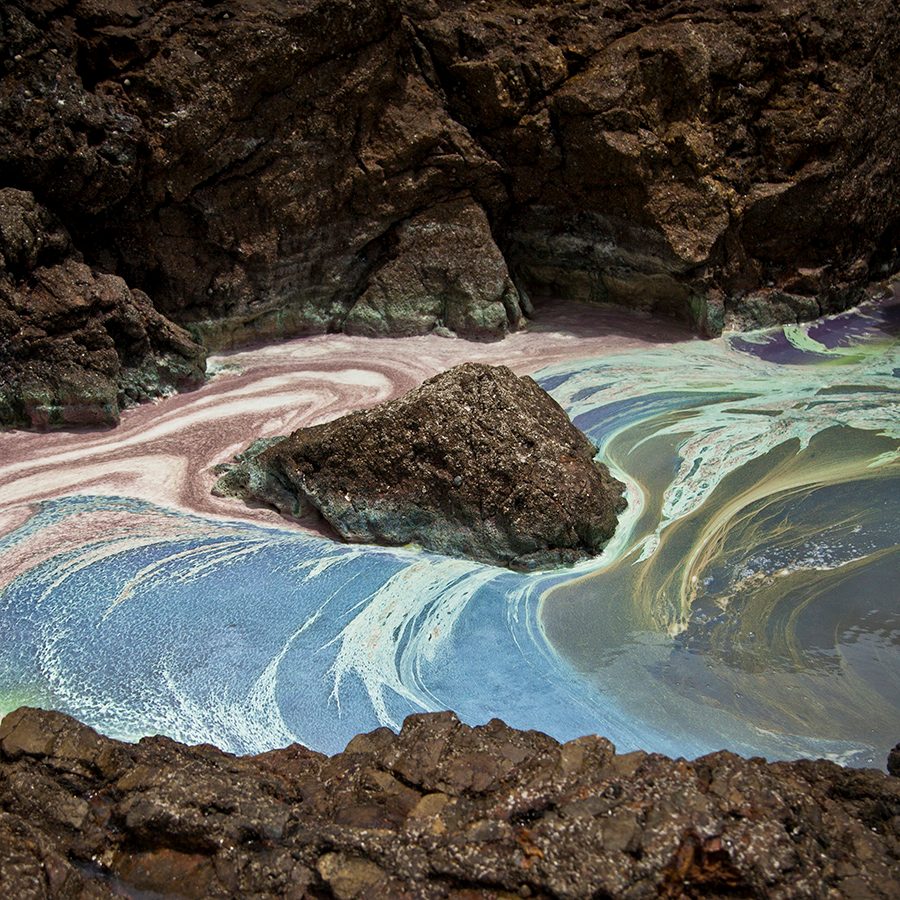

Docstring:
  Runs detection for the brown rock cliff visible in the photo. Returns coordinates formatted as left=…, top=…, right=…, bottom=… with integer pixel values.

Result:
left=2, top=0, right=898, bottom=423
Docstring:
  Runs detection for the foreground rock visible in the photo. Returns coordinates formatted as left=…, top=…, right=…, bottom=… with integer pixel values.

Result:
left=0, top=0, right=896, bottom=383
left=1, top=707, right=898, bottom=898
left=215, top=363, right=625, bottom=569
left=0, top=189, right=206, bottom=428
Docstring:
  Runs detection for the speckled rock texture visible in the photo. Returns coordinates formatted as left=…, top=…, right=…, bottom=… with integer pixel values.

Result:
left=0, top=0, right=896, bottom=385
left=216, top=363, right=626, bottom=569
left=0, top=188, right=206, bottom=428
left=344, top=195, right=526, bottom=338
left=0, top=706, right=898, bottom=898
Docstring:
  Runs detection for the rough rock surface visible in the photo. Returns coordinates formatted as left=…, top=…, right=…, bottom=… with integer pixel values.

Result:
left=1, top=706, right=898, bottom=899
left=0, top=189, right=206, bottom=428
left=345, top=195, right=526, bottom=338
left=0, top=0, right=896, bottom=369
left=215, top=363, right=625, bottom=569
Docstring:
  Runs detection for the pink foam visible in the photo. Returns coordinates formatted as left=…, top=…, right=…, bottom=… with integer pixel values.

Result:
left=0, top=303, right=693, bottom=544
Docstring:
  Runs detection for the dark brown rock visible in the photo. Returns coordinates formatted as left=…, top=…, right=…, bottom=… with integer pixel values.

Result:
left=889, top=743, right=900, bottom=778
left=0, top=189, right=206, bottom=428
left=1, top=706, right=898, bottom=898
left=215, top=363, right=626, bottom=569
left=0, top=0, right=896, bottom=374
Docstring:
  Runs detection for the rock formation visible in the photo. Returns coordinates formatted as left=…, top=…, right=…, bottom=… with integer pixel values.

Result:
left=0, top=189, right=206, bottom=428
left=215, top=363, right=625, bottom=569
left=1, top=706, right=898, bottom=898
left=344, top=196, right=526, bottom=338
left=2, top=0, right=899, bottom=427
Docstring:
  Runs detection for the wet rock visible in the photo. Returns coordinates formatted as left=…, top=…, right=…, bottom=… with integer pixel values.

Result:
left=1, top=707, right=898, bottom=898
left=216, top=363, right=626, bottom=569
left=212, top=436, right=295, bottom=512
left=0, top=190, right=206, bottom=429
left=316, top=852, right=386, bottom=900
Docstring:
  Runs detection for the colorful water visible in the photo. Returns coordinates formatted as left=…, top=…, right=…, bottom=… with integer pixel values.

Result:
left=0, top=297, right=897, bottom=767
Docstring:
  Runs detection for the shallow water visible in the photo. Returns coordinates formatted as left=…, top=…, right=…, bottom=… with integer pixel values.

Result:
left=0, top=298, right=897, bottom=766
left=539, top=299, right=899, bottom=766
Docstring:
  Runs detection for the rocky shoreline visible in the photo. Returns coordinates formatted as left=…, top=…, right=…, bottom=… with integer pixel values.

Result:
left=1, top=706, right=898, bottom=898
left=2, top=2, right=898, bottom=894
left=2, top=0, right=899, bottom=426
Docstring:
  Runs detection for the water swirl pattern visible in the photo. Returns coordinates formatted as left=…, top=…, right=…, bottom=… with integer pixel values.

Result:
left=1, top=298, right=897, bottom=767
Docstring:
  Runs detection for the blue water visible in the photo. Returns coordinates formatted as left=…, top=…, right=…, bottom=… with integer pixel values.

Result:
left=1, top=297, right=897, bottom=765
left=0, top=495, right=627, bottom=755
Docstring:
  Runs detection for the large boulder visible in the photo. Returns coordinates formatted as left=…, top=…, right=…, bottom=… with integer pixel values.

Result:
left=215, top=363, right=626, bottom=569
left=0, top=706, right=898, bottom=898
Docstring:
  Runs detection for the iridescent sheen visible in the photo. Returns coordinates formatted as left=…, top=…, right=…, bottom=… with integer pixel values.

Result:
left=0, top=298, right=896, bottom=767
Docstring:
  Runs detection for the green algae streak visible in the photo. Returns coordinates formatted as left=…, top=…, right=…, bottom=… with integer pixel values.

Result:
left=540, top=301, right=899, bottom=766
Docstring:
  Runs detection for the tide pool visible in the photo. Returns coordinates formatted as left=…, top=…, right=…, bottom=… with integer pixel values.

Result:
left=0, top=297, right=897, bottom=766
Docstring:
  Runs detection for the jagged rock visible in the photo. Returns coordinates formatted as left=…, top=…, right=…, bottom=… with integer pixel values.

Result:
left=0, top=0, right=896, bottom=363
left=215, top=363, right=625, bottom=569
left=0, top=189, right=206, bottom=428
left=344, top=195, right=525, bottom=338
left=0, top=706, right=898, bottom=898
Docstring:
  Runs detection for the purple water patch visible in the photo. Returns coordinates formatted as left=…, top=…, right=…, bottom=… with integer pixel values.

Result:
left=730, top=333, right=832, bottom=365
left=807, top=292, right=900, bottom=349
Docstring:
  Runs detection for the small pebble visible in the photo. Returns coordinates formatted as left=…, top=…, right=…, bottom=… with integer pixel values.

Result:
left=453, top=475, right=462, bottom=487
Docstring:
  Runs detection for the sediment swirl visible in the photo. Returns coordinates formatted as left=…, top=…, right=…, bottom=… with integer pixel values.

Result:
left=0, top=299, right=896, bottom=767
